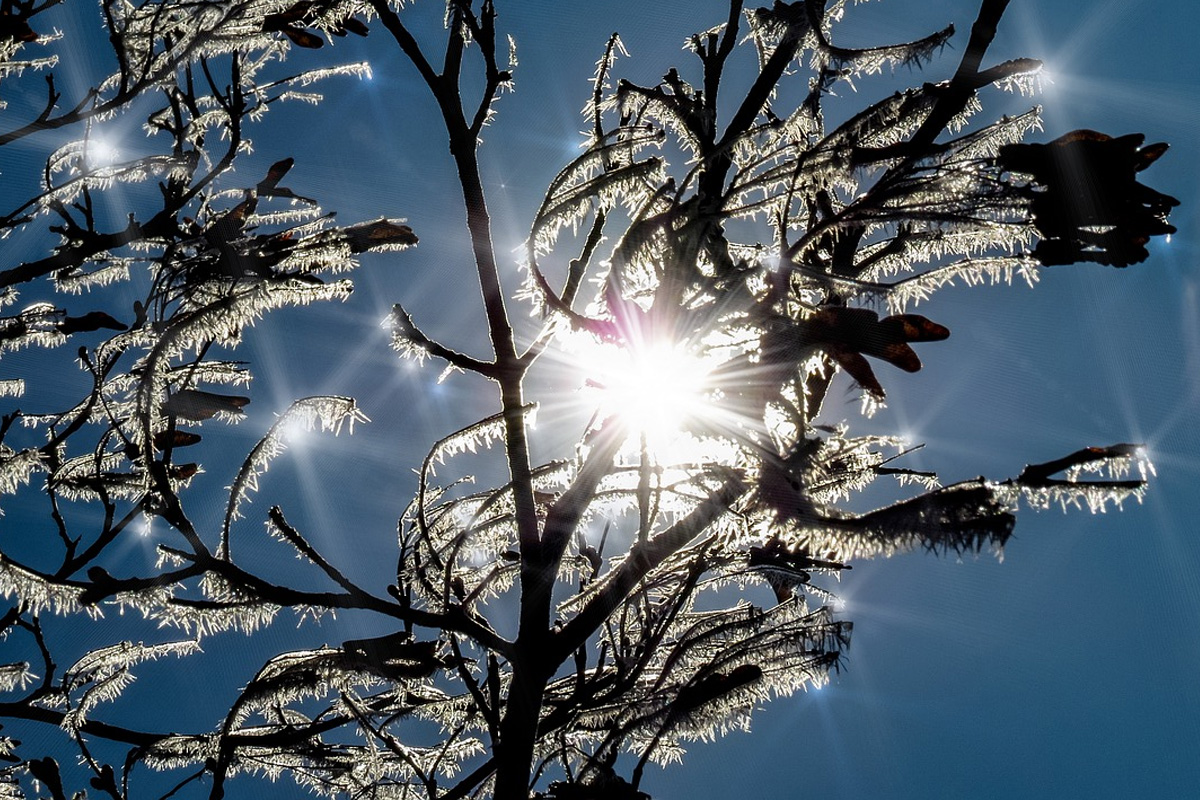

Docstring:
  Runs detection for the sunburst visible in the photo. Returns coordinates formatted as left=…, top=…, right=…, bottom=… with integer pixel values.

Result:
left=564, top=331, right=722, bottom=459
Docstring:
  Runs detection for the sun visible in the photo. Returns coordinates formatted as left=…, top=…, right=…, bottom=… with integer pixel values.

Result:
left=572, top=336, right=713, bottom=454
left=85, top=136, right=121, bottom=169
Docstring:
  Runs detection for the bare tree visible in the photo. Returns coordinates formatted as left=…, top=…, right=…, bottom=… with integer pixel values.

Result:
left=0, top=1, right=1177, bottom=799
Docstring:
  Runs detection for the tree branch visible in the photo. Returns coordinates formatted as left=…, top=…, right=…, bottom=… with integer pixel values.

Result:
left=552, top=475, right=747, bottom=664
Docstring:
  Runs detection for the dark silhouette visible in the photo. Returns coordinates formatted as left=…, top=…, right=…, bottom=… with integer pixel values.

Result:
left=0, top=1, right=1175, bottom=799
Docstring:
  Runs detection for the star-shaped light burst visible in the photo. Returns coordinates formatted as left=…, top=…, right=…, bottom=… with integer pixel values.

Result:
left=595, top=341, right=706, bottom=431
left=568, top=331, right=720, bottom=460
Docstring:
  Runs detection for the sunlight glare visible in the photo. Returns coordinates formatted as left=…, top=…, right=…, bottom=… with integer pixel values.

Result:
left=575, top=337, right=712, bottom=452
left=85, top=136, right=120, bottom=169
left=279, top=414, right=318, bottom=447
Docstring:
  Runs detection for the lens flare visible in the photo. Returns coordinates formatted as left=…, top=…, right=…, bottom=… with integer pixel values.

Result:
left=573, top=336, right=712, bottom=453
left=85, top=137, right=120, bottom=169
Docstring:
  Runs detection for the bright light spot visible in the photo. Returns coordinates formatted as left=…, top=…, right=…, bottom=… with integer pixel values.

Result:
left=574, top=337, right=712, bottom=452
left=463, top=546, right=492, bottom=567
left=86, top=137, right=120, bottom=169
left=1133, top=444, right=1156, bottom=480
left=279, top=414, right=317, bottom=447
left=1166, top=233, right=1172, bottom=245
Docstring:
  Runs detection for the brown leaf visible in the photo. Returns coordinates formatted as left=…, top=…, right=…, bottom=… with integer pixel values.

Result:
left=1000, top=129, right=1178, bottom=267
left=258, top=157, right=294, bottom=192
left=58, top=311, right=126, bottom=335
left=804, top=307, right=949, bottom=395
left=170, top=463, right=200, bottom=480
left=206, top=196, right=255, bottom=243
left=1135, top=141, right=1169, bottom=171
left=163, top=389, right=250, bottom=420
left=867, top=341, right=921, bottom=373
left=825, top=345, right=884, bottom=399
left=153, top=430, right=203, bottom=450
left=262, top=1, right=316, bottom=30
left=343, top=219, right=419, bottom=252
left=338, top=16, right=369, bottom=36
left=280, top=26, right=324, bottom=49
left=674, top=664, right=763, bottom=713
left=878, top=314, right=950, bottom=343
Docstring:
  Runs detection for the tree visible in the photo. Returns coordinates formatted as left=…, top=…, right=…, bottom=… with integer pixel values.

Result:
left=0, top=1, right=1177, bottom=799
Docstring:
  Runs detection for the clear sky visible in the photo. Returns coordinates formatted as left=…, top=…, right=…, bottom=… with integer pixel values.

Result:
left=263, top=2, right=1200, bottom=795
left=6, top=1, right=1200, bottom=798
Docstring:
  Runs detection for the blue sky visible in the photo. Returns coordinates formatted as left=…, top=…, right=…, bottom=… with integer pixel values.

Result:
left=5, top=1, right=1200, bottom=798
left=266, top=2, right=1200, bottom=796
left=263, top=3, right=1200, bottom=795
